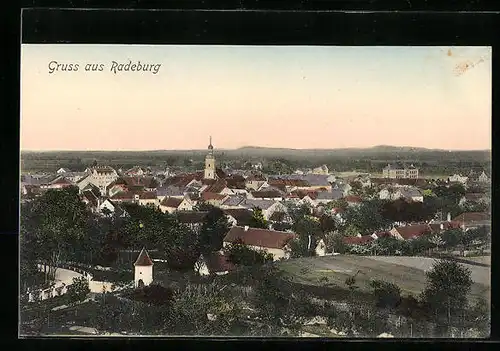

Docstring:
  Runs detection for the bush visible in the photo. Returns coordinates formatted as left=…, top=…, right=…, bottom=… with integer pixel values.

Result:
left=369, top=279, right=402, bottom=309
left=66, top=276, right=90, bottom=305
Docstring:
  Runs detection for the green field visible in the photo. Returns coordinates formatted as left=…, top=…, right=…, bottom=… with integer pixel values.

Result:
left=277, top=255, right=490, bottom=303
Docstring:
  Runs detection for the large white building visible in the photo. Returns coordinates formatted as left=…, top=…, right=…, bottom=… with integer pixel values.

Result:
left=78, top=166, right=119, bottom=196
left=382, top=163, right=419, bottom=179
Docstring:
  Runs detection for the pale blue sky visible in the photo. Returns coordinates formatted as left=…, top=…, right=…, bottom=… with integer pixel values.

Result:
left=21, top=45, right=491, bottom=151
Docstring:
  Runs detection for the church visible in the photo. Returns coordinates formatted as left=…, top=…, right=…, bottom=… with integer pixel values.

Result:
left=203, top=136, right=226, bottom=181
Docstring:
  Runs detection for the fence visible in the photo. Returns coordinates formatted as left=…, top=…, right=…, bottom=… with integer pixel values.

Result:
left=25, top=263, right=94, bottom=303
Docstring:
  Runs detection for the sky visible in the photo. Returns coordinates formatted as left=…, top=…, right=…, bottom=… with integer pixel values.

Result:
left=20, top=45, right=492, bottom=151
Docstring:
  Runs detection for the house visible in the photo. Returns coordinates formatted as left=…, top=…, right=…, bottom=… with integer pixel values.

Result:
left=382, top=163, right=419, bottom=179
left=160, top=196, right=193, bottom=214
left=249, top=188, right=284, bottom=201
left=311, top=165, right=329, bottom=175
left=107, top=183, right=128, bottom=197
left=98, top=198, right=128, bottom=217
left=459, top=193, right=490, bottom=207
left=448, top=174, right=468, bottom=184
left=477, top=171, right=490, bottom=183
left=394, top=188, right=424, bottom=202
left=56, top=167, right=72, bottom=174
left=220, top=195, right=247, bottom=209
left=195, top=252, right=237, bottom=276
left=389, top=224, right=432, bottom=240
left=134, top=248, right=154, bottom=288
left=429, top=221, right=462, bottom=234
left=201, top=192, right=230, bottom=207
left=296, top=174, right=332, bottom=192
left=110, top=191, right=160, bottom=207
left=81, top=189, right=100, bottom=212
left=452, top=212, right=491, bottom=230
left=79, top=166, right=119, bottom=196
left=240, top=199, right=286, bottom=220
left=315, top=238, right=328, bottom=256
left=314, top=190, right=344, bottom=206
left=223, top=226, right=298, bottom=261
left=333, top=182, right=352, bottom=196
left=124, top=166, right=150, bottom=177
left=245, top=174, right=267, bottom=191
left=156, top=185, right=186, bottom=202
left=297, top=195, right=317, bottom=209
left=41, top=176, right=75, bottom=190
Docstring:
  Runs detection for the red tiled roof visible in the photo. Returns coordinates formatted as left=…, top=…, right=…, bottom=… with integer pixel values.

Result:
left=343, top=235, right=375, bottom=245
left=201, top=192, right=227, bottom=201
left=374, top=231, right=391, bottom=238
left=134, top=248, right=154, bottom=266
left=251, top=190, right=283, bottom=199
left=122, top=176, right=158, bottom=189
left=225, top=176, right=246, bottom=189
left=223, top=226, right=297, bottom=249
left=393, top=224, right=432, bottom=240
left=203, top=180, right=228, bottom=194
left=452, top=212, right=490, bottom=223
left=160, top=197, right=184, bottom=208
left=429, top=221, right=462, bottom=232
left=203, top=252, right=236, bottom=273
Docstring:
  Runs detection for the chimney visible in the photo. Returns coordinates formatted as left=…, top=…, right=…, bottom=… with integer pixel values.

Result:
left=244, top=226, right=249, bottom=231
left=134, top=194, right=140, bottom=202
left=440, top=223, right=444, bottom=230
left=447, top=212, right=451, bottom=222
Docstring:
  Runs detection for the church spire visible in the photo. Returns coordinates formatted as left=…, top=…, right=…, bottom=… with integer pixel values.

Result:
left=208, top=136, right=214, bottom=154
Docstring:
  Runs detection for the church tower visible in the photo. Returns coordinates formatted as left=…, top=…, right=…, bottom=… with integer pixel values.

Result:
left=204, top=136, right=216, bottom=180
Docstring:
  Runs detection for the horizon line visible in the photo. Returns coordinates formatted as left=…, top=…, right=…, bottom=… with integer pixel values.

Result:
left=20, top=145, right=492, bottom=153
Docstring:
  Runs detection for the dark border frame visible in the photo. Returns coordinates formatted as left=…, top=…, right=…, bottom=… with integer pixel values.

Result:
left=5, top=4, right=499, bottom=350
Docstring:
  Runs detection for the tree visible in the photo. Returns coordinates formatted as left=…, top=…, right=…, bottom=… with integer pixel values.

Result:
left=441, top=229, right=464, bottom=251
left=369, top=280, right=402, bottom=309
left=21, top=187, right=89, bottom=282
left=249, top=207, right=268, bottom=229
left=324, top=231, right=347, bottom=254
left=198, top=205, right=231, bottom=254
left=66, top=276, right=90, bottom=305
left=344, top=224, right=360, bottom=237
left=420, top=259, right=473, bottom=329
left=253, top=267, right=308, bottom=335
left=290, top=215, right=322, bottom=258
left=428, top=235, right=445, bottom=252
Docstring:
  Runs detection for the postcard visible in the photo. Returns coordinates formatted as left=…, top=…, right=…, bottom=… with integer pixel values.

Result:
left=19, top=44, right=491, bottom=338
